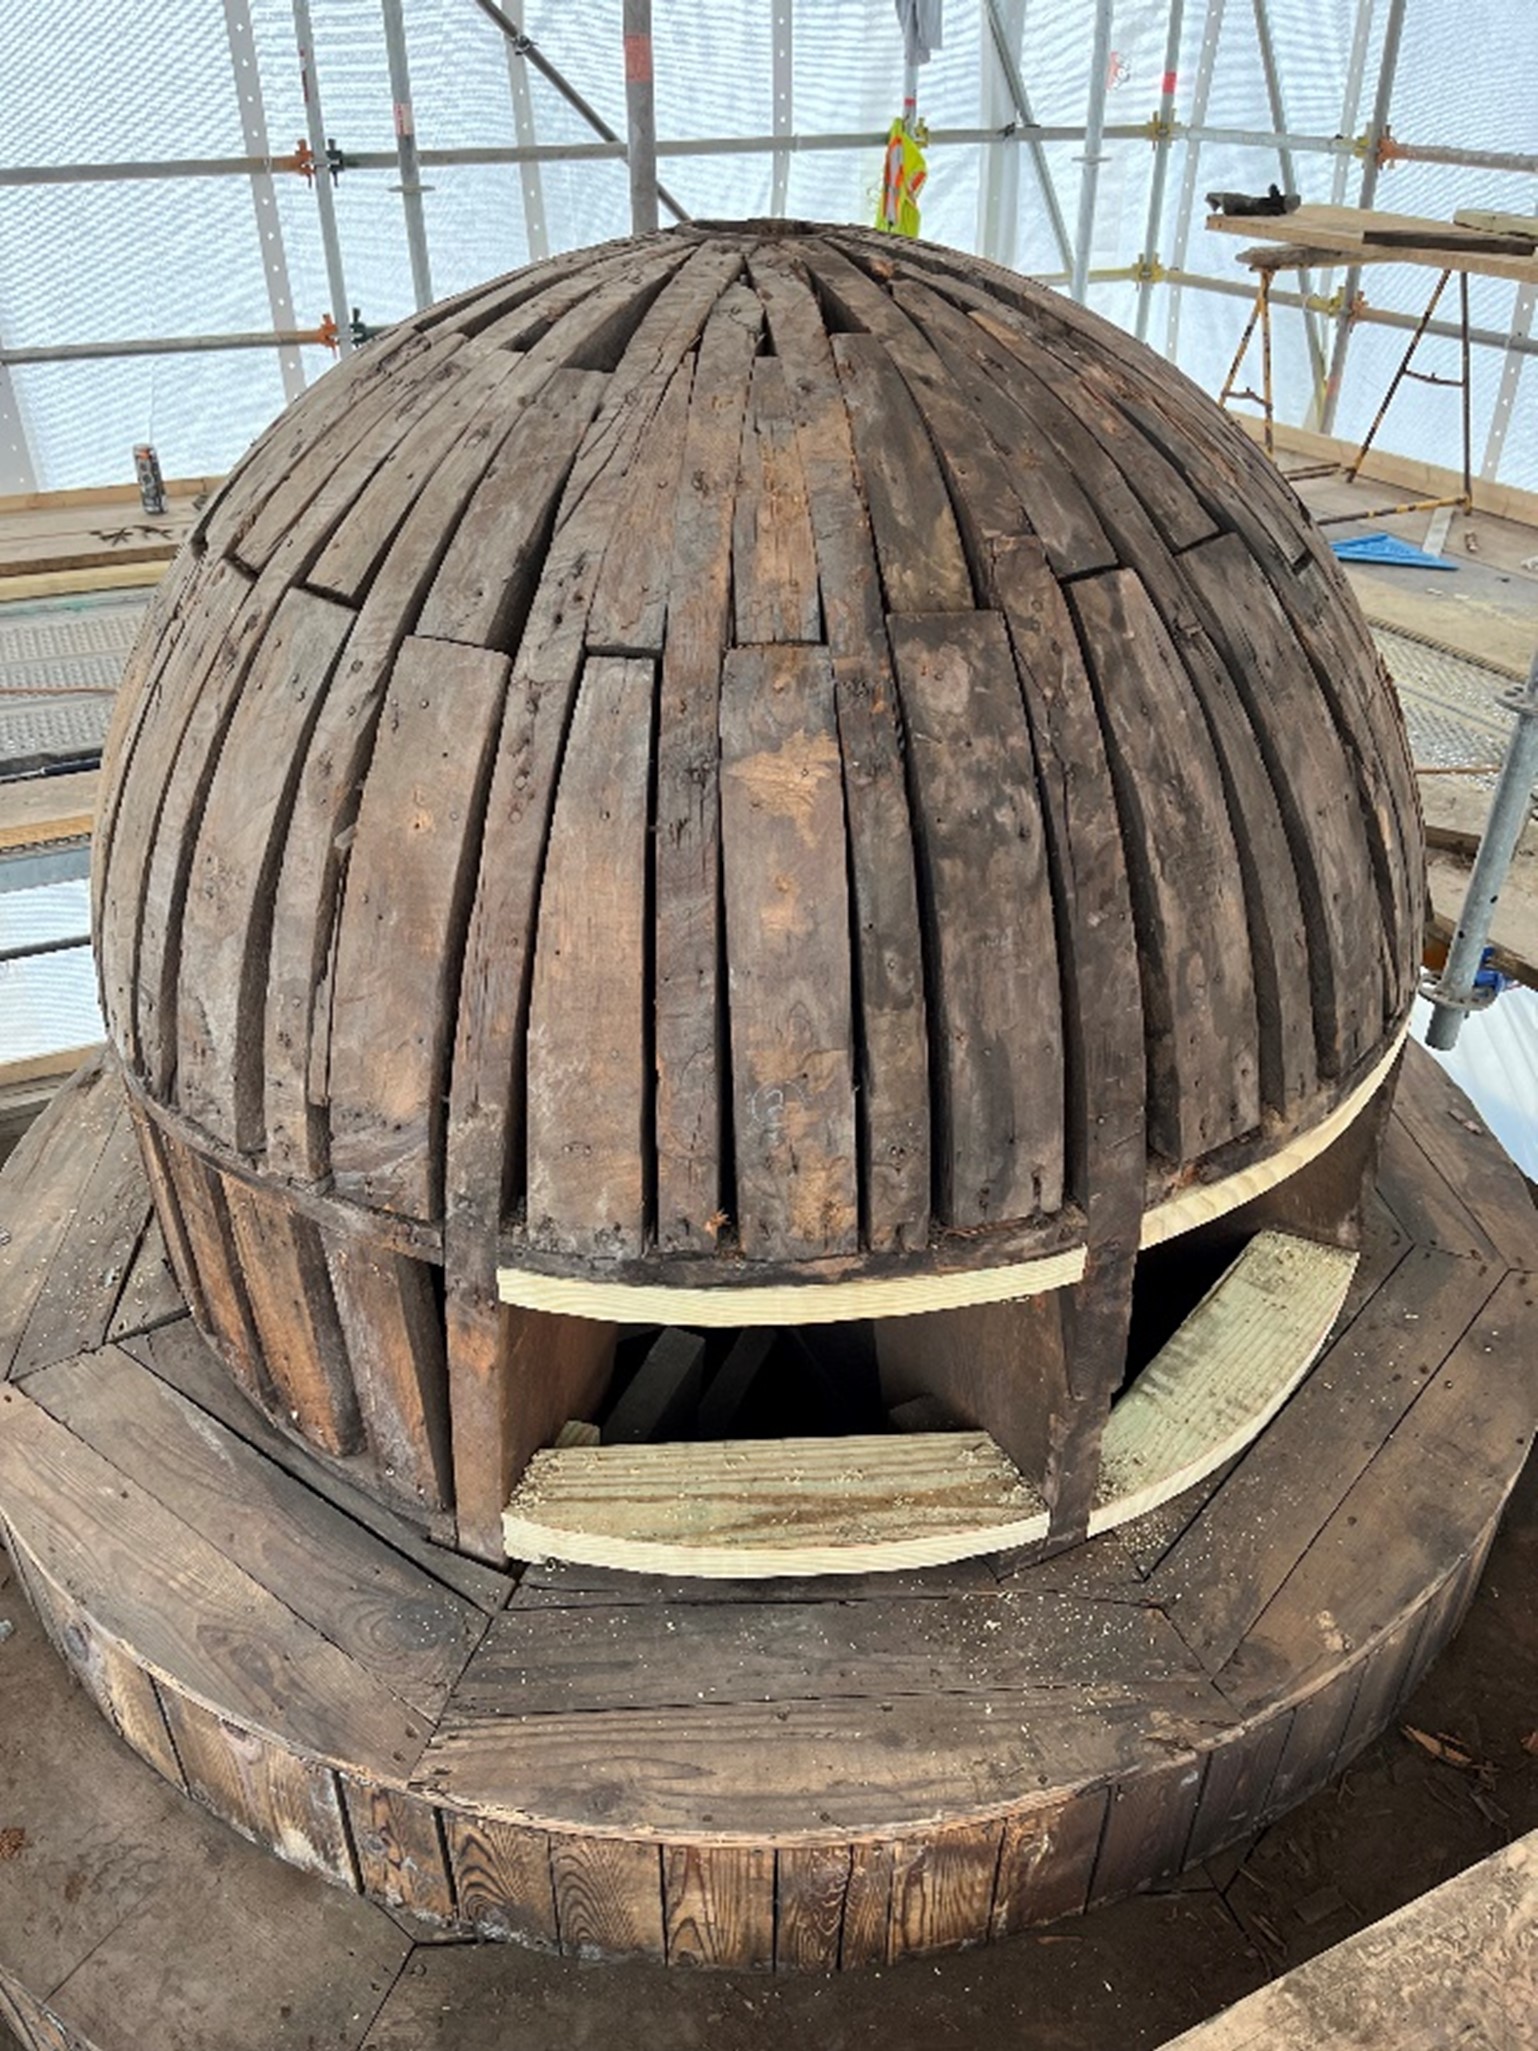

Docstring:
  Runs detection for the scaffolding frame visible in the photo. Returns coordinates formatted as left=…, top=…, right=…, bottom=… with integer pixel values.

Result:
left=1, top=0, right=1534, bottom=495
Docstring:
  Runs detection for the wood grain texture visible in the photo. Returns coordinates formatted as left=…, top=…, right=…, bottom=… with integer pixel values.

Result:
left=663, top=1845, right=775, bottom=1968
left=889, top=609, right=1062, bottom=1226
left=0, top=1046, right=1530, bottom=1972
left=223, top=1176, right=361, bottom=1457
left=342, top=1780, right=456, bottom=1922
left=157, top=1687, right=357, bottom=1887
left=323, top=1232, right=452, bottom=1514
left=720, top=643, right=858, bottom=1259
left=175, top=587, right=354, bottom=1149
left=0, top=1385, right=429, bottom=1774
left=732, top=356, right=821, bottom=644
left=525, top=656, right=654, bottom=1259
left=24, top=1343, right=482, bottom=1721
left=445, top=1812, right=558, bottom=1946
left=652, top=281, right=762, bottom=1253
left=551, top=1837, right=665, bottom=1960
left=1068, top=568, right=1260, bottom=1163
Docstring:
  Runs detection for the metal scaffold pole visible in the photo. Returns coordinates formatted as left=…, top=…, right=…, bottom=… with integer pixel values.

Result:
left=623, top=0, right=659, bottom=236
left=1071, top=0, right=1115, bottom=304
left=1320, top=0, right=1408, bottom=434
left=1425, top=648, right=1538, bottom=1051
left=380, top=0, right=435, bottom=311
left=291, top=0, right=353, bottom=355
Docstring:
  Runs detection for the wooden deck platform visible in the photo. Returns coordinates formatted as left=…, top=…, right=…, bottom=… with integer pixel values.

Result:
left=0, top=1045, right=1533, bottom=1989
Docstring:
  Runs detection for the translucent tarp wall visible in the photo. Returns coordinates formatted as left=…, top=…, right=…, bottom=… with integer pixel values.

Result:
left=1, top=0, right=1534, bottom=495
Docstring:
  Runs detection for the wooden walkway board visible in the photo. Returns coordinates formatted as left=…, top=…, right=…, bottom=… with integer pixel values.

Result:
left=0, top=1044, right=1531, bottom=1971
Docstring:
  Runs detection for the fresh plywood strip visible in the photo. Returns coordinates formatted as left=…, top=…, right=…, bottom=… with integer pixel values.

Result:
left=504, top=1431, right=1049, bottom=1578
left=496, top=1034, right=1403, bottom=1326
left=1089, top=1231, right=1357, bottom=1532
left=503, top=1231, right=1358, bottom=1575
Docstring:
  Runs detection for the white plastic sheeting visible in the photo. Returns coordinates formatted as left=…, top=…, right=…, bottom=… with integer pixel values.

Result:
left=1412, top=988, right=1538, bottom=1185
left=1, top=1, right=1535, bottom=492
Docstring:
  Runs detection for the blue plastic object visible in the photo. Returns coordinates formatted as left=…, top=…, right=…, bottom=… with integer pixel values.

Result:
left=1329, top=531, right=1458, bottom=570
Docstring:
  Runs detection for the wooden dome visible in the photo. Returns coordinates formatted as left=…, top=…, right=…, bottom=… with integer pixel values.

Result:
left=91, top=222, right=1422, bottom=1554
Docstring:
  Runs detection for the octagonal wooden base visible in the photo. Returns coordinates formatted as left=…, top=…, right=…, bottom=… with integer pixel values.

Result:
left=0, top=1046, right=1533, bottom=1982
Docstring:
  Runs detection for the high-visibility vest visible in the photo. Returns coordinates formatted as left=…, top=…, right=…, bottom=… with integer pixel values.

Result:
left=875, top=118, right=928, bottom=238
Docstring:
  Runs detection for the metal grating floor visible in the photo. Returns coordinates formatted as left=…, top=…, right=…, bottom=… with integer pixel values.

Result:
left=1372, top=625, right=1516, bottom=782
left=0, top=592, right=150, bottom=769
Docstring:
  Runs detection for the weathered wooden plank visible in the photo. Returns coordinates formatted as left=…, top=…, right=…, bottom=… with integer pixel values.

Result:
left=889, top=609, right=1063, bottom=1226
left=731, top=355, right=822, bottom=644
left=25, top=1343, right=482, bottom=1721
left=157, top=1688, right=357, bottom=1887
left=839, top=1841, right=897, bottom=1968
left=582, top=354, right=692, bottom=656
left=342, top=1781, right=456, bottom=1923
left=750, top=248, right=931, bottom=1253
left=452, top=1589, right=1204, bottom=1715
left=525, top=656, right=654, bottom=1260
left=652, top=282, right=763, bottom=1253
left=218, top=326, right=465, bottom=568
left=1216, top=1268, right=1535, bottom=1710
left=1148, top=1245, right=1500, bottom=1674
left=991, top=1787, right=1110, bottom=1933
left=303, top=345, right=546, bottom=604
left=554, top=238, right=744, bottom=516
left=0, top=1384, right=428, bottom=1772
left=0, top=1058, right=118, bottom=1378
left=261, top=390, right=582, bottom=1186
left=413, top=366, right=607, bottom=645
left=987, top=536, right=1145, bottom=1546
left=1180, top=533, right=1386, bottom=1073
left=155, top=1133, right=267, bottom=1407
left=1261, top=1662, right=1365, bottom=1819
left=435, top=292, right=732, bottom=1557
left=5, top=1070, right=141, bottom=1381
left=124, top=1103, right=205, bottom=1329
left=830, top=331, right=972, bottom=613
left=1376, top=1114, right=1502, bottom=1264
left=888, top=1820, right=1004, bottom=1958
left=415, top=1676, right=1225, bottom=1841
left=551, top=1838, right=665, bottom=1960
left=1332, top=1609, right=1429, bottom=1775
left=444, top=1812, right=558, bottom=1946
left=174, top=587, right=355, bottom=1150
left=802, top=239, right=1113, bottom=579
left=327, top=636, right=511, bottom=1220
left=1091, top=1753, right=1207, bottom=1904
left=223, top=1176, right=361, bottom=1458
left=502, top=1433, right=1048, bottom=1579
left=1184, top=1714, right=1293, bottom=1868
left=774, top=1843, right=852, bottom=1969
left=899, top=279, right=1314, bottom=1120
left=323, top=1232, right=452, bottom=1515
left=720, top=642, right=859, bottom=1259
left=14, top=1542, right=186, bottom=1791
left=663, top=1845, right=775, bottom=1968
left=1159, top=1830, right=1538, bottom=2051
left=121, top=1316, right=511, bottom=1613
left=1068, top=568, right=1260, bottom=1161
left=104, top=1214, right=184, bottom=1345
